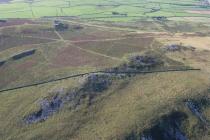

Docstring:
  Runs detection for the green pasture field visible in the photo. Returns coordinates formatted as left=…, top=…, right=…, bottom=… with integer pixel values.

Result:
left=0, top=0, right=210, bottom=22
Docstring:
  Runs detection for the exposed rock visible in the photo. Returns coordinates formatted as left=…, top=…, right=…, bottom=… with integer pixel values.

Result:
left=81, top=74, right=112, bottom=93
left=108, top=55, right=163, bottom=73
left=185, top=99, right=209, bottom=126
left=139, top=112, right=188, bottom=140
left=24, top=73, right=113, bottom=124
left=165, top=44, right=195, bottom=52
left=24, top=53, right=182, bottom=124
left=166, top=44, right=182, bottom=52
left=128, top=55, right=162, bottom=70
left=106, top=55, right=164, bottom=74
left=125, top=112, right=188, bottom=140
left=64, top=73, right=113, bottom=108
left=24, top=95, right=63, bottom=124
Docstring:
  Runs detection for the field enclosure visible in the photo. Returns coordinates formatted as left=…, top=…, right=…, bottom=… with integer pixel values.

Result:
left=0, top=0, right=210, bottom=22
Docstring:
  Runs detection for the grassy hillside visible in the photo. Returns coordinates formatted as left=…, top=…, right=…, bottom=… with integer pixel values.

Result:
left=0, top=70, right=209, bottom=140
left=0, top=20, right=210, bottom=139
left=0, top=0, right=210, bottom=140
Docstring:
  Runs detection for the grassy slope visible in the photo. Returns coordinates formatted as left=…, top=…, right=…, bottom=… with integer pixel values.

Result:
left=0, top=20, right=210, bottom=139
left=0, top=23, right=123, bottom=89
left=0, top=20, right=210, bottom=140
left=0, top=70, right=209, bottom=140
left=0, top=1, right=210, bottom=140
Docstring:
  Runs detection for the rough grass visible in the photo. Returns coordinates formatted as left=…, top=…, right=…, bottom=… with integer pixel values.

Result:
left=0, top=35, right=53, bottom=51
left=74, top=37, right=155, bottom=58
left=51, top=45, right=119, bottom=68
left=17, top=25, right=59, bottom=39
left=0, top=11, right=210, bottom=140
left=0, top=35, right=120, bottom=90
left=57, top=23, right=126, bottom=41
left=0, top=70, right=209, bottom=140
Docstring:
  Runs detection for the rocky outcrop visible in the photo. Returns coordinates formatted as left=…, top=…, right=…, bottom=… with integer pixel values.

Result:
left=107, top=55, right=164, bottom=73
left=166, top=44, right=182, bottom=52
left=185, top=98, right=210, bottom=127
left=24, top=53, right=185, bottom=125
left=81, top=74, right=112, bottom=92
left=24, top=73, right=113, bottom=124
left=64, top=73, right=113, bottom=108
left=125, top=112, right=188, bottom=140
left=134, top=96, right=210, bottom=140
left=128, top=55, right=162, bottom=70
left=165, top=44, right=195, bottom=52
left=24, top=95, right=63, bottom=124
left=139, top=112, right=188, bottom=140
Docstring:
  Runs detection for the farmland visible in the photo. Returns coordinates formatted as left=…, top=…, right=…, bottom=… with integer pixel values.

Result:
left=0, top=0, right=210, bottom=140
left=0, top=0, right=210, bottom=22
